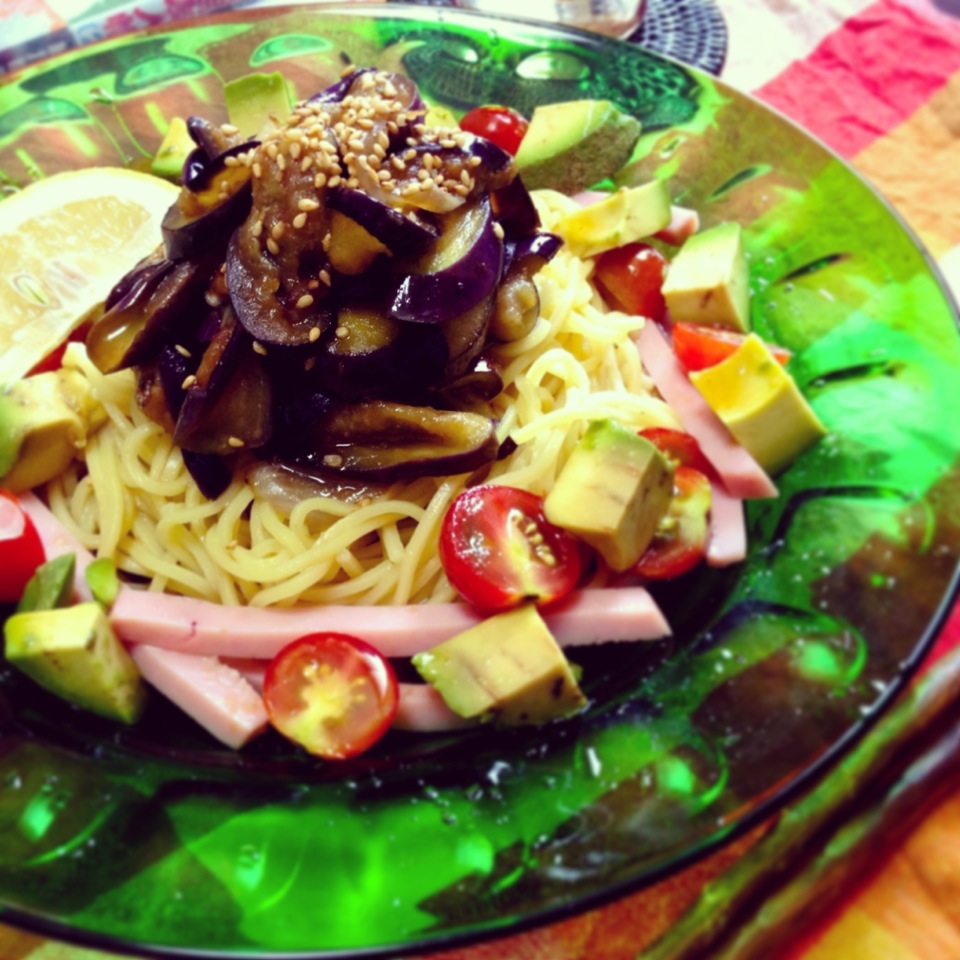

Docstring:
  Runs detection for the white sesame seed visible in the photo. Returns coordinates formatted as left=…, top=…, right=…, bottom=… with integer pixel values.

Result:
left=204, top=291, right=221, bottom=307
left=271, top=222, right=285, bottom=239
left=314, top=172, right=328, bottom=189
left=297, top=294, right=315, bottom=309
left=377, top=168, right=392, bottom=181
left=265, top=142, right=278, bottom=159
left=319, top=269, right=332, bottom=286
left=335, top=326, right=348, bottom=338
left=181, top=374, right=197, bottom=389
left=266, top=237, right=280, bottom=255
left=308, top=326, right=321, bottom=342
left=298, top=198, right=320, bottom=211
left=224, top=155, right=239, bottom=167
left=228, top=437, right=245, bottom=448
left=300, top=155, right=313, bottom=172
left=346, top=177, right=360, bottom=189
left=328, top=175, right=342, bottom=188
left=493, top=222, right=505, bottom=239
left=289, top=142, right=301, bottom=160
left=251, top=219, right=263, bottom=237
left=252, top=341, right=268, bottom=356
left=469, top=155, right=482, bottom=167
left=293, top=212, right=308, bottom=229
left=252, top=162, right=263, bottom=179
left=220, top=123, right=239, bottom=135
left=175, top=344, right=192, bottom=358
left=323, top=454, right=344, bottom=468
left=440, top=138, right=456, bottom=149
left=276, top=153, right=286, bottom=171
left=341, top=64, right=357, bottom=78
left=391, top=156, right=406, bottom=171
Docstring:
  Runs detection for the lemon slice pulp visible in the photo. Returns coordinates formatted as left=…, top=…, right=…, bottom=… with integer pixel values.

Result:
left=0, top=168, right=179, bottom=384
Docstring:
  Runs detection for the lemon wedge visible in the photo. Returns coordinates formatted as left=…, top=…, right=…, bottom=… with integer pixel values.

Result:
left=0, top=168, right=178, bottom=384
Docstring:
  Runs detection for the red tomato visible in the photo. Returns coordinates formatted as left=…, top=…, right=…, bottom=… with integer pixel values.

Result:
left=672, top=322, right=792, bottom=372
left=636, top=467, right=712, bottom=580
left=0, top=491, right=45, bottom=603
left=639, top=427, right=715, bottom=478
left=27, top=321, right=92, bottom=376
left=263, top=633, right=399, bottom=760
left=459, top=105, right=530, bottom=156
left=593, top=243, right=668, bottom=321
left=440, top=485, right=582, bottom=613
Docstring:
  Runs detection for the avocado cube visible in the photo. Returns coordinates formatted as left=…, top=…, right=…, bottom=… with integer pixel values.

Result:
left=4, top=602, right=146, bottom=724
left=17, top=554, right=76, bottom=614
left=224, top=72, right=294, bottom=139
left=690, top=333, right=827, bottom=475
left=544, top=419, right=674, bottom=572
left=515, top=99, right=641, bottom=195
left=555, top=180, right=672, bottom=259
left=661, top=221, right=751, bottom=332
left=150, top=116, right=193, bottom=180
left=413, top=605, right=586, bottom=725
left=0, top=367, right=104, bottom=493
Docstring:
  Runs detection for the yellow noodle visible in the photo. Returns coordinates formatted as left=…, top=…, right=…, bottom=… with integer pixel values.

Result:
left=46, top=190, right=666, bottom=608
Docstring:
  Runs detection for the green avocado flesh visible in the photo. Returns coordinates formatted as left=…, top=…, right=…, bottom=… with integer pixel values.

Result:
left=515, top=99, right=642, bottom=195
left=4, top=602, right=146, bottom=724
left=413, top=604, right=586, bottom=725
left=544, top=418, right=674, bottom=572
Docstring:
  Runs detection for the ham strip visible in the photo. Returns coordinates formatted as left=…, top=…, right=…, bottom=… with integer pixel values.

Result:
left=393, top=683, right=475, bottom=733
left=708, top=483, right=747, bottom=567
left=655, top=205, right=700, bottom=246
left=111, top=586, right=670, bottom=660
left=17, top=492, right=94, bottom=601
left=634, top=322, right=778, bottom=499
left=130, top=645, right=268, bottom=749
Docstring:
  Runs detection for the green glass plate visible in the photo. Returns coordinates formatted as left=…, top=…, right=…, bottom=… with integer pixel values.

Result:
left=1, top=5, right=959, bottom=957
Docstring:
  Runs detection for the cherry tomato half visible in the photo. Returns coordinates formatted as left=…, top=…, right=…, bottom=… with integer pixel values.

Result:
left=0, top=491, right=45, bottom=604
left=263, top=632, right=399, bottom=760
left=639, top=427, right=715, bottom=478
left=593, top=243, right=668, bottom=321
left=672, top=322, right=792, bottom=373
left=440, top=485, right=583, bottom=613
left=636, top=467, right=712, bottom=580
left=459, top=105, right=530, bottom=156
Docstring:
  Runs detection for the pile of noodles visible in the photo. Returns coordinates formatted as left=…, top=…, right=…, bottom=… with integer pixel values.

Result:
left=46, top=191, right=681, bottom=608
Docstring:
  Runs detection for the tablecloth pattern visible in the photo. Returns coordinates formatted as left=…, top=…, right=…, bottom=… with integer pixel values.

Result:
left=0, top=0, right=959, bottom=958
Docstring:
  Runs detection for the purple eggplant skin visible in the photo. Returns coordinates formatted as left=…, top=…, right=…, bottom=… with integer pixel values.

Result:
left=491, top=175, right=540, bottom=240
left=86, top=256, right=212, bottom=374
left=492, top=233, right=563, bottom=342
left=173, top=308, right=273, bottom=455
left=182, top=450, right=233, bottom=500
left=187, top=116, right=236, bottom=159
left=277, top=400, right=499, bottom=482
left=163, top=155, right=253, bottom=262
left=430, top=357, right=504, bottom=409
left=389, top=198, right=504, bottom=324
left=312, top=304, right=448, bottom=399
left=174, top=345, right=273, bottom=456
left=307, top=67, right=377, bottom=105
left=226, top=229, right=334, bottom=348
left=157, top=343, right=197, bottom=419
left=327, top=187, right=438, bottom=255
left=504, top=232, right=563, bottom=272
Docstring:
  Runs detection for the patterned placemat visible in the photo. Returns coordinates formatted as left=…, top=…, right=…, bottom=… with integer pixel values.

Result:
left=627, top=0, right=727, bottom=74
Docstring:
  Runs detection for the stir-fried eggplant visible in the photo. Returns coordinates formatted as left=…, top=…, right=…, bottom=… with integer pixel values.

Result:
left=389, top=198, right=504, bottom=323
left=277, top=400, right=499, bottom=481
left=99, top=68, right=561, bottom=496
left=86, top=255, right=212, bottom=373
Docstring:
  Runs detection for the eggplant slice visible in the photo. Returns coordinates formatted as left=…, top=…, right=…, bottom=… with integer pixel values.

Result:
left=275, top=400, right=499, bottom=481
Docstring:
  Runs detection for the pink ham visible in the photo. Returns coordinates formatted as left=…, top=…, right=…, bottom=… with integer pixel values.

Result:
left=654, top=206, right=700, bottom=246
left=110, top=586, right=670, bottom=660
left=634, top=322, right=778, bottom=500
left=17, top=492, right=94, bottom=601
left=708, top=483, right=747, bottom=567
left=393, top=683, right=475, bottom=733
left=130, top=645, right=268, bottom=749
